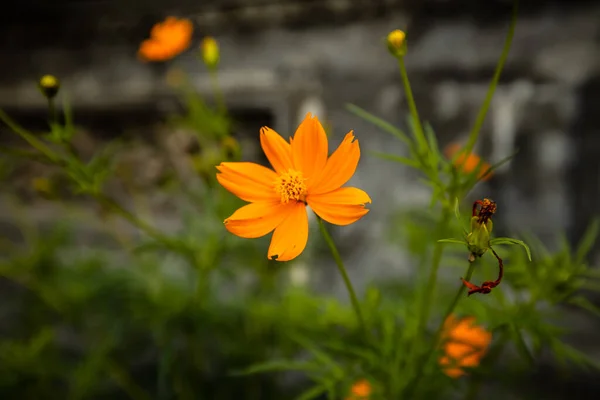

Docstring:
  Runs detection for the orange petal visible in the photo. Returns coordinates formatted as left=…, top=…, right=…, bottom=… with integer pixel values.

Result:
left=216, top=162, right=278, bottom=202
left=291, top=113, right=328, bottom=188
left=267, top=202, right=308, bottom=261
left=224, top=201, right=294, bottom=238
left=311, top=131, right=360, bottom=195
left=260, top=127, right=293, bottom=174
left=307, top=187, right=371, bottom=226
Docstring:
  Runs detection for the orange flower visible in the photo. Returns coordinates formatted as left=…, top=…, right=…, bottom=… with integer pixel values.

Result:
left=345, top=379, right=371, bottom=400
left=438, top=315, right=492, bottom=378
left=216, top=113, right=371, bottom=262
left=444, top=143, right=492, bottom=181
left=138, top=17, right=193, bottom=62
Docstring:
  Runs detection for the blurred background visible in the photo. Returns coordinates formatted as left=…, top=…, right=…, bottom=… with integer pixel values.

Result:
left=0, top=0, right=599, bottom=399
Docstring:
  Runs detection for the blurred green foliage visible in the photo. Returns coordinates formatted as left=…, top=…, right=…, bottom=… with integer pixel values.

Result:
left=1, top=2, right=600, bottom=399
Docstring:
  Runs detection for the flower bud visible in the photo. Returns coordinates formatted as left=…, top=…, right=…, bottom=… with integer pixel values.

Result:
left=387, top=29, right=407, bottom=58
left=466, top=216, right=493, bottom=259
left=201, top=37, right=220, bottom=69
left=39, top=75, right=60, bottom=99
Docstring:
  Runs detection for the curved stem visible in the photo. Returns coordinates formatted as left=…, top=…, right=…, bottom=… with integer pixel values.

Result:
left=316, top=215, right=367, bottom=338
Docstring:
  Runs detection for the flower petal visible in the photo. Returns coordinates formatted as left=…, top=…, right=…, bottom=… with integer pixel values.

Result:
left=307, top=187, right=371, bottom=226
left=267, top=202, right=309, bottom=261
left=291, top=113, right=328, bottom=188
left=311, top=131, right=360, bottom=195
left=216, top=162, right=278, bottom=202
left=260, top=127, right=293, bottom=174
left=224, top=201, right=294, bottom=238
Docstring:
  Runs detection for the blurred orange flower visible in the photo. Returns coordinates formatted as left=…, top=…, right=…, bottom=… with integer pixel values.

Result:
left=216, top=113, right=371, bottom=262
left=438, top=314, right=492, bottom=378
left=444, top=143, right=492, bottom=181
left=138, top=17, right=193, bottom=62
left=345, top=379, right=371, bottom=400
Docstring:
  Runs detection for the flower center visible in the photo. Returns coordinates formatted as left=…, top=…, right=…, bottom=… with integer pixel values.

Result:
left=274, top=169, right=308, bottom=204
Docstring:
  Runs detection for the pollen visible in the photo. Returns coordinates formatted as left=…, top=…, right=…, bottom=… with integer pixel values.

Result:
left=274, top=169, right=308, bottom=204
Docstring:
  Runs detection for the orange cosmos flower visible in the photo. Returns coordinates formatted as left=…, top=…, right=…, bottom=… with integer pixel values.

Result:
left=444, top=143, right=492, bottom=181
left=345, top=379, right=371, bottom=400
left=138, top=17, right=193, bottom=62
left=438, top=314, right=492, bottom=378
left=216, top=113, right=371, bottom=262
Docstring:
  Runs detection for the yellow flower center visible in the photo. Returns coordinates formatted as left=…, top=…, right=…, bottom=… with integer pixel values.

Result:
left=274, top=169, right=308, bottom=204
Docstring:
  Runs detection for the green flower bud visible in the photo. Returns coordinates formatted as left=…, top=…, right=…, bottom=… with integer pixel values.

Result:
left=466, top=216, right=493, bottom=258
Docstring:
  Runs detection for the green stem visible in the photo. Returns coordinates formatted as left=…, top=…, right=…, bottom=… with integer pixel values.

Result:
left=106, top=360, right=152, bottom=400
left=0, top=108, right=60, bottom=163
left=397, top=57, right=427, bottom=152
left=417, top=209, right=452, bottom=334
left=316, top=215, right=367, bottom=338
left=209, top=68, right=227, bottom=116
left=96, top=194, right=167, bottom=243
left=48, top=98, right=57, bottom=126
left=404, top=261, right=477, bottom=398
left=462, top=0, right=519, bottom=157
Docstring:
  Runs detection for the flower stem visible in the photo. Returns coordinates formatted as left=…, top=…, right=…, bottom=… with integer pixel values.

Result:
left=316, top=215, right=367, bottom=338
left=397, top=57, right=427, bottom=153
left=209, top=68, right=227, bottom=116
left=404, top=261, right=477, bottom=398
left=462, top=0, right=519, bottom=157
left=0, top=108, right=60, bottom=163
left=417, top=209, right=452, bottom=334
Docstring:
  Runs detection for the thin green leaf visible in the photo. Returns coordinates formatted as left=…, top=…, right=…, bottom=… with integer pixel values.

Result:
left=290, top=333, right=343, bottom=376
left=568, top=296, right=600, bottom=319
left=552, top=339, right=600, bottom=372
left=318, top=340, right=379, bottom=366
left=454, top=198, right=462, bottom=221
left=230, top=361, right=321, bottom=377
left=345, top=104, right=412, bottom=146
left=438, top=238, right=467, bottom=246
left=511, top=324, right=535, bottom=366
left=487, top=149, right=520, bottom=175
left=295, top=383, right=329, bottom=400
left=462, top=150, right=520, bottom=193
left=489, top=237, right=532, bottom=261
left=424, top=122, right=442, bottom=171
left=369, top=151, right=419, bottom=168
left=575, top=218, right=600, bottom=265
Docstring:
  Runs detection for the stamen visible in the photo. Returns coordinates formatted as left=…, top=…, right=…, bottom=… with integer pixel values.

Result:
left=274, top=169, right=308, bottom=204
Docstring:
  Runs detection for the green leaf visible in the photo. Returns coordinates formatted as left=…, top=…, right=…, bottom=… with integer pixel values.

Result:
left=510, top=324, right=535, bottom=366
left=345, top=103, right=412, bottom=146
left=438, top=238, right=467, bottom=246
left=369, top=151, right=419, bottom=168
left=461, top=149, right=519, bottom=194
left=424, top=122, right=442, bottom=171
left=229, top=360, right=321, bottom=377
left=487, top=149, right=520, bottom=175
left=290, top=333, right=343, bottom=376
left=489, top=237, right=532, bottom=261
left=295, top=383, right=329, bottom=400
left=453, top=198, right=462, bottom=221
left=574, top=218, right=600, bottom=265
left=552, top=339, right=600, bottom=372
left=568, top=296, right=600, bottom=319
